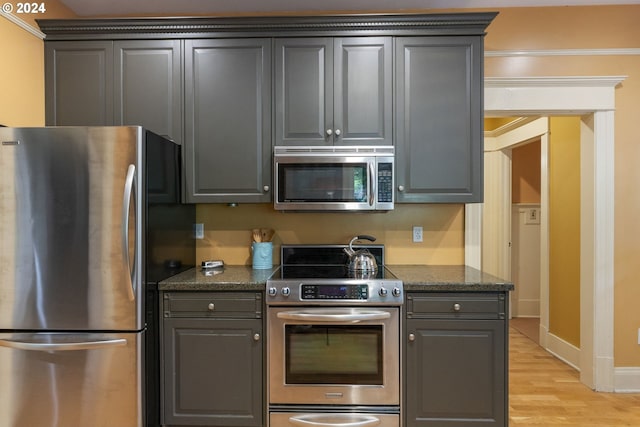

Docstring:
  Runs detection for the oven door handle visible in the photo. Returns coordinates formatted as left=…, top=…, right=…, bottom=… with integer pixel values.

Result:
left=276, top=310, right=391, bottom=323
left=288, top=414, right=381, bottom=427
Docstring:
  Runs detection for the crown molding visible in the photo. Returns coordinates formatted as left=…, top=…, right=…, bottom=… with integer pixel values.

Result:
left=485, top=76, right=626, bottom=88
left=486, top=48, right=640, bottom=57
left=0, top=11, right=45, bottom=39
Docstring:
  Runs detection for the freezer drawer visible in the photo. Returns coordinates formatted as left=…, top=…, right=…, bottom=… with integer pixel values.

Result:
left=0, top=331, right=143, bottom=427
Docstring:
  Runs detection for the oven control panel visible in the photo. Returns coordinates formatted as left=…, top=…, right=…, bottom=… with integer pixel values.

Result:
left=266, top=281, right=403, bottom=305
left=302, top=284, right=368, bottom=300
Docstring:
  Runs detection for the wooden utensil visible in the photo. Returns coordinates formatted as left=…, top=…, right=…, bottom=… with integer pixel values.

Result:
left=252, top=228, right=262, bottom=242
left=261, top=228, right=274, bottom=242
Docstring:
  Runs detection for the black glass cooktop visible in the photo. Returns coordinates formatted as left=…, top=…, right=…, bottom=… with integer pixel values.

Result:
left=277, top=244, right=395, bottom=280
left=278, top=264, right=396, bottom=280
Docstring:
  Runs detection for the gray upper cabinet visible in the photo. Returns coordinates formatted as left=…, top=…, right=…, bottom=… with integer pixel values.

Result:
left=114, top=40, right=182, bottom=144
left=45, top=41, right=114, bottom=126
left=395, top=36, right=484, bottom=203
left=184, top=38, right=272, bottom=203
left=275, top=37, right=392, bottom=146
left=45, top=39, right=182, bottom=143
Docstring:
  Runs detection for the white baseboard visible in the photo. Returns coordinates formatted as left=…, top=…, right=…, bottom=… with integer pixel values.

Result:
left=614, top=368, right=640, bottom=392
left=545, top=332, right=581, bottom=371
left=516, top=299, right=540, bottom=317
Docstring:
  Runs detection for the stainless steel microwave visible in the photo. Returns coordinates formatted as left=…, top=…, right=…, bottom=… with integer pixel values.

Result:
left=274, top=146, right=394, bottom=211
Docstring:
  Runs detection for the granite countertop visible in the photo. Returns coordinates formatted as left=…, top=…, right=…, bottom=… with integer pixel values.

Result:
left=159, top=265, right=279, bottom=291
left=387, top=265, right=513, bottom=292
left=159, top=264, right=513, bottom=292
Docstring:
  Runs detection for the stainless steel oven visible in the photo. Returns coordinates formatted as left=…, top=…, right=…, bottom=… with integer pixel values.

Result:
left=267, top=245, right=403, bottom=427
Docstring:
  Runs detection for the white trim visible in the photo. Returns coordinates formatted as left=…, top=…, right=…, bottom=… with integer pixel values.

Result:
left=546, top=332, right=581, bottom=372
left=464, top=203, right=482, bottom=270
left=486, top=48, right=640, bottom=57
left=0, top=11, right=45, bottom=39
left=614, top=368, right=640, bottom=393
left=468, top=75, right=624, bottom=392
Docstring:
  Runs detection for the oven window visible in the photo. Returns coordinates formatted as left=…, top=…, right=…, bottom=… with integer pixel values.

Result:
left=278, top=163, right=368, bottom=202
left=285, top=325, right=383, bottom=385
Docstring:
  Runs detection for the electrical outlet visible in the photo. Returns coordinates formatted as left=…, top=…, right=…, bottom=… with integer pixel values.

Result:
left=525, top=208, right=540, bottom=225
left=412, top=226, right=423, bottom=243
left=194, top=223, right=204, bottom=239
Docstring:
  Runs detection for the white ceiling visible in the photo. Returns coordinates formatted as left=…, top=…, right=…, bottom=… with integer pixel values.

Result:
left=58, top=0, right=640, bottom=17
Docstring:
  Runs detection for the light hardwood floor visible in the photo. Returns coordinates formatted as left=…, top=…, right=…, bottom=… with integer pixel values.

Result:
left=509, top=327, right=640, bottom=426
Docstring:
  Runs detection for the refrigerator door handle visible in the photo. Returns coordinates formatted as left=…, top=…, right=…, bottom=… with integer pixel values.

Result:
left=122, top=163, right=137, bottom=301
left=0, top=338, right=127, bottom=352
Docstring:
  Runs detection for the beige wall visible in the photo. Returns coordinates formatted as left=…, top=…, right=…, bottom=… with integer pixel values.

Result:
left=548, top=117, right=581, bottom=347
left=512, top=140, right=541, bottom=204
left=0, top=1, right=75, bottom=126
left=2, top=4, right=639, bottom=367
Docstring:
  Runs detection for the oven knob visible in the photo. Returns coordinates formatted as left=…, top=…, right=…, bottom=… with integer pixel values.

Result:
left=281, top=287, right=291, bottom=297
left=378, top=287, right=388, bottom=297
left=268, top=287, right=277, bottom=297
left=392, top=287, right=402, bottom=297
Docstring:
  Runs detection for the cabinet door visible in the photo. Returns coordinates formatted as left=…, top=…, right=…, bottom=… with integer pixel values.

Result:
left=162, top=317, right=263, bottom=426
left=114, top=40, right=182, bottom=144
left=274, top=38, right=333, bottom=146
left=334, top=37, right=392, bottom=146
left=405, top=319, right=506, bottom=427
left=45, top=41, right=113, bottom=126
left=395, top=37, right=483, bottom=203
left=185, top=39, right=272, bottom=203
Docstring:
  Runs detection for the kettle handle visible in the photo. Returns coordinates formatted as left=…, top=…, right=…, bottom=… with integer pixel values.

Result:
left=348, top=235, right=377, bottom=253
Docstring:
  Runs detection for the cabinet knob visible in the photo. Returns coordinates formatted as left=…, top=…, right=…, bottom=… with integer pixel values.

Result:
left=326, top=129, right=333, bottom=136
left=453, top=303, right=461, bottom=312
left=263, top=185, right=270, bottom=192
left=398, top=185, right=405, bottom=192
left=253, top=333, right=260, bottom=341
left=208, top=303, right=215, bottom=311
left=408, top=333, right=416, bottom=342
left=334, top=129, right=341, bottom=136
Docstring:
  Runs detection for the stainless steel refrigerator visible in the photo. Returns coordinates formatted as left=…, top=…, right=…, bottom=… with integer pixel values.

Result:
left=0, top=126, right=195, bottom=427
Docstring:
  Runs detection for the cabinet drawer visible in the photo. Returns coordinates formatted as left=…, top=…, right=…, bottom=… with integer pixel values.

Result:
left=406, top=293, right=505, bottom=319
left=163, top=292, right=262, bottom=318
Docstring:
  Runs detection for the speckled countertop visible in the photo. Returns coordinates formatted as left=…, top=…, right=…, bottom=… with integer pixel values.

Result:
left=387, top=265, right=513, bottom=292
left=158, top=266, right=278, bottom=291
left=159, top=264, right=513, bottom=292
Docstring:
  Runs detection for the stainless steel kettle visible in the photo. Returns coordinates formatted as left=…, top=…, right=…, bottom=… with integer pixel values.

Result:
left=343, top=235, right=378, bottom=272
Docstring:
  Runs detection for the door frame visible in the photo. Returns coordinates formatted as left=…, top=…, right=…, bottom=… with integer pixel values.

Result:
left=465, top=75, right=625, bottom=391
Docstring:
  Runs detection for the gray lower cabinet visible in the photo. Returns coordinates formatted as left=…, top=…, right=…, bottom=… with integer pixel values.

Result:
left=275, top=37, right=392, bottom=146
left=405, top=293, right=508, bottom=427
left=184, top=39, right=272, bottom=203
left=45, top=40, right=182, bottom=141
left=45, top=41, right=114, bottom=126
left=161, top=292, right=263, bottom=427
left=395, top=36, right=484, bottom=203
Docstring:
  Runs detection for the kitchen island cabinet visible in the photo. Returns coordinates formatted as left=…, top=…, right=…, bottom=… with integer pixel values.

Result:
left=274, top=37, right=392, bottom=146
left=161, top=291, right=263, bottom=427
left=404, top=292, right=508, bottom=427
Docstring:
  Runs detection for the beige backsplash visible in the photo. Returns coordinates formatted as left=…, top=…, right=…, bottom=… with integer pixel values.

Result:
left=196, top=203, right=465, bottom=266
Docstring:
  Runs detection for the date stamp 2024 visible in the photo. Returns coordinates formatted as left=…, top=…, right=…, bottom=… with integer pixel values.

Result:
left=2, top=2, right=47, bottom=14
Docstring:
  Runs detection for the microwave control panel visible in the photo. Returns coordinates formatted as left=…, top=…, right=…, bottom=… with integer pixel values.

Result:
left=377, top=163, right=394, bottom=203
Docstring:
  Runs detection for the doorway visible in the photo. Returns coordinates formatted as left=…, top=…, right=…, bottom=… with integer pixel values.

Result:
left=464, top=76, right=623, bottom=391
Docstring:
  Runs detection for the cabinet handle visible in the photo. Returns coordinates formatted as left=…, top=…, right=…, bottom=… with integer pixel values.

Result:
left=453, top=303, right=461, bottom=312
left=208, top=303, right=215, bottom=311
left=326, top=129, right=333, bottom=136
left=398, top=185, right=405, bottom=192
left=253, top=333, right=260, bottom=341
left=334, top=129, right=341, bottom=136
left=408, top=333, right=415, bottom=342
left=263, top=185, right=270, bottom=192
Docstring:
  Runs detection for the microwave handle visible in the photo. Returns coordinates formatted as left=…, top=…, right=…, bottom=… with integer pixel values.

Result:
left=288, top=414, right=381, bottom=427
left=276, top=311, right=391, bottom=322
left=369, top=162, right=375, bottom=207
